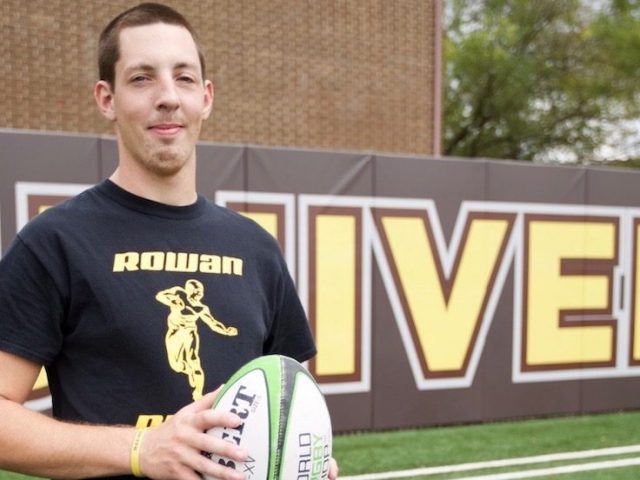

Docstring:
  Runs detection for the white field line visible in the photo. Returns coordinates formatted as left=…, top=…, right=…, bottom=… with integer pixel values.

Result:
left=448, top=457, right=640, bottom=480
left=339, top=444, right=640, bottom=480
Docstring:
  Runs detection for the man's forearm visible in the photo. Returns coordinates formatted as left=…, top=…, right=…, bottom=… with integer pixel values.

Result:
left=0, top=398, right=134, bottom=479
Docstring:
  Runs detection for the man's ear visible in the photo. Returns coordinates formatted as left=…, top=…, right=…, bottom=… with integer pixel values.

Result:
left=94, top=80, right=116, bottom=121
left=201, top=79, right=214, bottom=120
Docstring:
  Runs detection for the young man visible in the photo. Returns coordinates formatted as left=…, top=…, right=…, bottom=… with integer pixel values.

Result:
left=0, top=3, right=337, bottom=479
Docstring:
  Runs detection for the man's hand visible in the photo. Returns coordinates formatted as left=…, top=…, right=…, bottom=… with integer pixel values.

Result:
left=329, top=457, right=340, bottom=479
left=137, top=387, right=339, bottom=480
left=139, top=390, right=248, bottom=480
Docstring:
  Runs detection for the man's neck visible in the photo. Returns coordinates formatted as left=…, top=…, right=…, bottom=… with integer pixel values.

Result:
left=109, top=164, right=198, bottom=206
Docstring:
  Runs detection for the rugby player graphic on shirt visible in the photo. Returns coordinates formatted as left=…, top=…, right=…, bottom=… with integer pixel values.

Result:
left=155, top=279, right=238, bottom=400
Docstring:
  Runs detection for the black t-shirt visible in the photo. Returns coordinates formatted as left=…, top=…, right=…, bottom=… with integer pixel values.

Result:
left=0, top=180, right=316, bottom=427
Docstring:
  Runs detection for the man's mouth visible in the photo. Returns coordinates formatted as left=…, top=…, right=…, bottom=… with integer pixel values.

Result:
left=149, top=123, right=183, bottom=136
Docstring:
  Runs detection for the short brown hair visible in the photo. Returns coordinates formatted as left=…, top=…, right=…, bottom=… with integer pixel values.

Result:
left=98, top=2, right=206, bottom=87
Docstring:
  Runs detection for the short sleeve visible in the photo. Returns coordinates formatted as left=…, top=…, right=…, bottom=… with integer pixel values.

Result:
left=0, top=236, right=65, bottom=365
left=263, top=258, right=316, bottom=363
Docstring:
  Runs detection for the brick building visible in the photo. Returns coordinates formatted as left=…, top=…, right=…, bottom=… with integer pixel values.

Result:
left=0, top=0, right=442, bottom=156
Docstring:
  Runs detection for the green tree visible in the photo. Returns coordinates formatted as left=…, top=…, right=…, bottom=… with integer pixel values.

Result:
left=444, top=0, right=640, bottom=163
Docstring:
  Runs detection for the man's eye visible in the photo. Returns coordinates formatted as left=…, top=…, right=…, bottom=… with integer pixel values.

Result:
left=131, top=75, right=149, bottom=83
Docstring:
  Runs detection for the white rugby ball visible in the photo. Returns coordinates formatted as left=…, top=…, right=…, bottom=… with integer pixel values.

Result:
left=204, top=355, right=332, bottom=480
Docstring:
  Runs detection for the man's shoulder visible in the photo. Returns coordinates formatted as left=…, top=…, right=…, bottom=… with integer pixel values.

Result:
left=202, top=201, right=283, bottom=252
left=205, top=201, right=275, bottom=234
left=18, top=184, right=103, bottom=239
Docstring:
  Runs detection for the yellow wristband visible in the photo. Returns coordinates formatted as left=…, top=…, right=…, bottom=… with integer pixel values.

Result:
left=130, top=428, right=148, bottom=478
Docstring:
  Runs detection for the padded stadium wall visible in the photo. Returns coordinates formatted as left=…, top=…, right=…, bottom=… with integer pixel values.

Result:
left=3, top=130, right=640, bottom=432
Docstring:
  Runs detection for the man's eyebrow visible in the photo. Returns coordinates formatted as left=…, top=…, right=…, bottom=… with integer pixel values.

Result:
left=122, top=63, right=155, bottom=75
left=173, top=62, right=200, bottom=72
left=122, top=62, right=200, bottom=74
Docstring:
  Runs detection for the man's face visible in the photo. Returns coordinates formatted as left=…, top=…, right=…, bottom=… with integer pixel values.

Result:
left=98, top=23, right=213, bottom=178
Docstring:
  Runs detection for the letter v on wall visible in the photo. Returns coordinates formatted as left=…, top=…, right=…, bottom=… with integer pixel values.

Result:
left=371, top=201, right=516, bottom=390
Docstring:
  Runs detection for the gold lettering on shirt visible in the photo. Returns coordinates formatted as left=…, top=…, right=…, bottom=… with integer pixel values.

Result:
left=112, top=251, right=243, bottom=275
left=136, top=414, right=174, bottom=428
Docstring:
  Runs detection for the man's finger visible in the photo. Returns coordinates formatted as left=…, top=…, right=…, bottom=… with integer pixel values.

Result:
left=179, top=389, right=220, bottom=414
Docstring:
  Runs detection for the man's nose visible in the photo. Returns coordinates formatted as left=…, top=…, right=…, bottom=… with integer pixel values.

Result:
left=155, top=76, right=180, bottom=110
